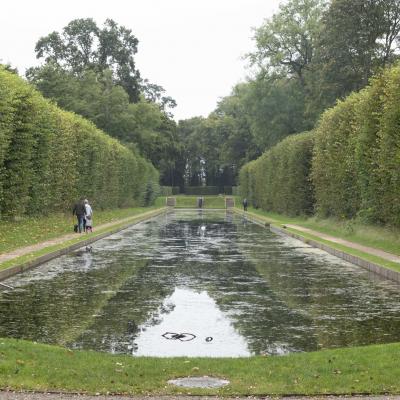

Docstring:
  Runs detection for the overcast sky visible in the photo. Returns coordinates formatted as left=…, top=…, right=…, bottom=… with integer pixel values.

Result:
left=0, top=0, right=281, bottom=120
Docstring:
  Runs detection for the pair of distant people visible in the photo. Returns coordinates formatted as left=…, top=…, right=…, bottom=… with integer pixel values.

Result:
left=72, top=198, right=93, bottom=233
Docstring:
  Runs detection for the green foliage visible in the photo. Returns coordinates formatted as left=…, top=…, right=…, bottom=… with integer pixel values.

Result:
left=375, top=65, right=400, bottom=226
left=160, top=186, right=180, bottom=196
left=240, top=76, right=312, bottom=150
left=250, top=0, right=326, bottom=82
left=0, top=67, right=158, bottom=218
left=184, top=186, right=220, bottom=196
left=185, top=186, right=221, bottom=196
left=315, top=0, right=400, bottom=101
left=33, top=18, right=141, bottom=102
left=240, top=63, right=400, bottom=227
left=312, top=64, right=400, bottom=226
left=142, top=179, right=160, bottom=207
left=27, top=64, right=182, bottom=187
left=240, top=131, right=314, bottom=216
left=311, top=95, right=361, bottom=219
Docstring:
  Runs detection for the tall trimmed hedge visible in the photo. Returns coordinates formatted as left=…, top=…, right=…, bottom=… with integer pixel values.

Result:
left=240, top=132, right=314, bottom=216
left=311, top=95, right=361, bottom=219
left=240, top=64, right=400, bottom=227
left=0, top=67, right=159, bottom=218
left=312, top=66, right=400, bottom=225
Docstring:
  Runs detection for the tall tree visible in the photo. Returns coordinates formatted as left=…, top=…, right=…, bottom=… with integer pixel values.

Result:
left=250, top=0, right=326, bottom=85
left=315, top=0, right=400, bottom=99
left=34, top=18, right=141, bottom=102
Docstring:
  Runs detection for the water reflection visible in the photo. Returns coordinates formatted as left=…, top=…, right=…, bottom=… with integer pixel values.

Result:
left=0, top=210, right=400, bottom=357
left=133, top=288, right=249, bottom=357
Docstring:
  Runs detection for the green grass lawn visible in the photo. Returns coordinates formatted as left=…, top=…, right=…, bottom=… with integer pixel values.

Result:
left=239, top=205, right=400, bottom=258
left=0, top=338, right=399, bottom=395
left=156, top=195, right=230, bottom=209
left=0, top=206, right=160, bottom=254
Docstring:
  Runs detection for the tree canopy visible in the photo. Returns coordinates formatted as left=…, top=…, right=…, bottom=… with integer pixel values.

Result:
left=27, top=19, right=182, bottom=187
left=177, top=0, right=400, bottom=189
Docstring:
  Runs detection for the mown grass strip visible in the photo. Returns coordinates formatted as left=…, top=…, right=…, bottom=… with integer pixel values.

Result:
left=284, top=226, right=400, bottom=273
left=156, top=195, right=228, bottom=209
left=237, top=207, right=400, bottom=273
left=0, top=207, right=162, bottom=254
left=0, top=339, right=399, bottom=395
left=237, top=205, right=400, bottom=256
left=0, top=208, right=166, bottom=273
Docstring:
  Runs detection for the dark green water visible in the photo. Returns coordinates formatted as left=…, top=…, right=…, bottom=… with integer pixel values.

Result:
left=1, top=210, right=400, bottom=357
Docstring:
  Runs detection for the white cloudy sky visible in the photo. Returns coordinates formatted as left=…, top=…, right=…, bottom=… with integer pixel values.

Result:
left=0, top=0, right=281, bottom=120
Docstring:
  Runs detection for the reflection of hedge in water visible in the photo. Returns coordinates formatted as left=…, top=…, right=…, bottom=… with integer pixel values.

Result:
left=71, top=262, right=175, bottom=353
left=0, top=257, right=149, bottom=344
left=240, top=64, right=400, bottom=225
left=238, top=237, right=400, bottom=350
left=0, top=67, right=158, bottom=218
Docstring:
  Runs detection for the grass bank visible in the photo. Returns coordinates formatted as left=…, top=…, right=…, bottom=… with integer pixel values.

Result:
left=156, top=195, right=229, bottom=209
left=237, top=206, right=400, bottom=273
left=0, top=207, right=161, bottom=254
left=0, top=207, right=166, bottom=273
left=0, top=339, right=399, bottom=395
left=239, top=206, right=400, bottom=255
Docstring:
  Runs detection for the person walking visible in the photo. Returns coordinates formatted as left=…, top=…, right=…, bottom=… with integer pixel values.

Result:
left=72, top=198, right=86, bottom=233
left=84, top=199, right=93, bottom=233
left=242, top=198, right=248, bottom=212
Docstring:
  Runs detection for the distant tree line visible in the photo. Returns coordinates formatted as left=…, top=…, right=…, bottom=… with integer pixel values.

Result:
left=240, top=63, right=400, bottom=227
left=0, top=67, right=158, bottom=219
left=178, top=0, right=400, bottom=188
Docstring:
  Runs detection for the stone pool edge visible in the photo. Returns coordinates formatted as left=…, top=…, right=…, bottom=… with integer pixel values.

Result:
left=233, top=208, right=400, bottom=284
left=0, top=208, right=168, bottom=282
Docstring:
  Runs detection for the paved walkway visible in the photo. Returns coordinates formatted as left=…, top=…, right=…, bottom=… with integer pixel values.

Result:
left=0, top=210, right=161, bottom=265
left=1, top=393, right=400, bottom=400
left=285, top=224, right=400, bottom=264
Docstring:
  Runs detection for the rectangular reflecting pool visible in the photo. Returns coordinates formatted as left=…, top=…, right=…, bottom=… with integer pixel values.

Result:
left=1, top=210, right=400, bottom=357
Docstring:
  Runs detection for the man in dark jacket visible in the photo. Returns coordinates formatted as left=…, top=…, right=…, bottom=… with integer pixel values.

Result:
left=72, top=198, right=86, bottom=233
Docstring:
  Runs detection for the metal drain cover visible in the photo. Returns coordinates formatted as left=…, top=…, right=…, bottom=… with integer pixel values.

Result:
left=168, top=376, right=230, bottom=388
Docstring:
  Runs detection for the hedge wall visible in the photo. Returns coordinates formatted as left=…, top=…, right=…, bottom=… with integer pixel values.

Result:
left=239, top=64, right=400, bottom=226
left=160, top=186, right=180, bottom=196
left=184, top=186, right=220, bottom=195
left=239, top=131, right=314, bottom=216
left=312, top=67, right=399, bottom=225
left=0, top=67, right=159, bottom=218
